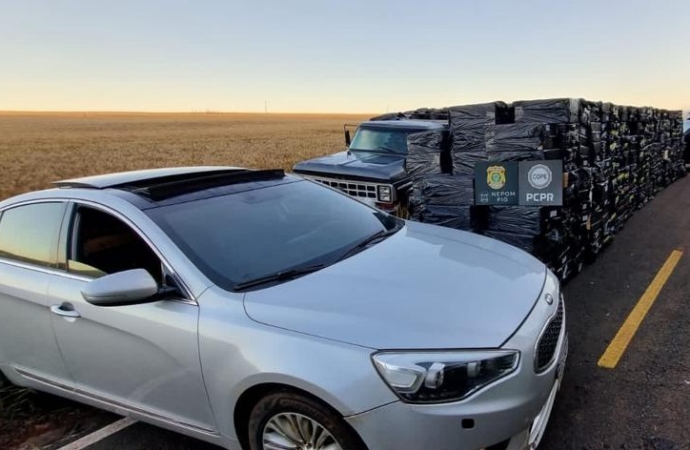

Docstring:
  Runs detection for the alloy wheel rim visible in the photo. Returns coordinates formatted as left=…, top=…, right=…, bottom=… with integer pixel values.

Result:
left=262, top=412, right=342, bottom=450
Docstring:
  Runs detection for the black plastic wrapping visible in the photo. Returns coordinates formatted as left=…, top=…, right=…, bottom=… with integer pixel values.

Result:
left=405, top=97, right=686, bottom=282
left=449, top=102, right=507, bottom=144
left=452, top=135, right=485, bottom=153
left=417, top=205, right=474, bottom=231
left=580, top=101, right=602, bottom=124
left=486, top=206, right=543, bottom=235
left=487, top=225, right=572, bottom=266
left=404, top=108, right=449, bottom=121
left=487, top=123, right=546, bottom=140
left=405, top=131, right=447, bottom=180
left=415, top=174, right=474, bottom=206
left=451, top=127, right=486, bottom=148
left=513, top=98, right=583, bottom=124
left=449, top=102, right=507, bottom=127
left=453, top=152, right=488, bottom=175
left=488, top=151, right=545, bottom=162
left=485, top=123, right=546, bottom=153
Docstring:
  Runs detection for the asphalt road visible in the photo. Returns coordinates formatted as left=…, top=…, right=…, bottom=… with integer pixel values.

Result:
left=540, top=174, right=690, bottom=450
left=36, top=176, right=690, bottom=449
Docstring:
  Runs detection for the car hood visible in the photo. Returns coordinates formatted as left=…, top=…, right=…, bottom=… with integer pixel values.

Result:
left=293, top=150, right=406, bottom=183
left=244, top=222, right=546, bottom=350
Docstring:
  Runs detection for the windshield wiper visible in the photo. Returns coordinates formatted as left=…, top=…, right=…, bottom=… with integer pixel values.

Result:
left=335, top=223, right=402, bottom=263
left=235, top=264, right=327, bottom=291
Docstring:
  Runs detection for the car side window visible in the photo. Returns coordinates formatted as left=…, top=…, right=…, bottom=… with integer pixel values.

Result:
left=67, top=206, right=163, bottom=283
left=0, top=202, right=66, bottom=268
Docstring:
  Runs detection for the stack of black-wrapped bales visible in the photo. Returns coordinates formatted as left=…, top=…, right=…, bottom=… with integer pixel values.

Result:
left=406, top=98, right=685, bottom=282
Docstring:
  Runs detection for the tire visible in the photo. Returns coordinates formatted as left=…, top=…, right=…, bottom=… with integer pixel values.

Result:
left=247, top=391, right=366, bottom=450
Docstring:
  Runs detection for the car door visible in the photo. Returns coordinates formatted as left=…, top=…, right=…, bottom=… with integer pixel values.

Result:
left=48, top=202, right=217, bottom=434
left=0, top=201, right=75, bottom=387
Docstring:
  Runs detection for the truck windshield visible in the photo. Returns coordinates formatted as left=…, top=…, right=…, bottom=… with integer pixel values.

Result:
left=349, top=128, right=412, bottom=155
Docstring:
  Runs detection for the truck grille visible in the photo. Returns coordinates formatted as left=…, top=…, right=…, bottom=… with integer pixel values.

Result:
left=306, top=176, right=390, bottom=200
left=535, top=299, right=564, bottom=373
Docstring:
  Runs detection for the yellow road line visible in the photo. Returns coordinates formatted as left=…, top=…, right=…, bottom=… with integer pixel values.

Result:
left=598, top=249, right=683, bottom=369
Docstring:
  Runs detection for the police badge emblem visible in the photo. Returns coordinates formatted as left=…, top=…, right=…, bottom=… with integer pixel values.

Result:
left=487, top=165, right=506, bottom=190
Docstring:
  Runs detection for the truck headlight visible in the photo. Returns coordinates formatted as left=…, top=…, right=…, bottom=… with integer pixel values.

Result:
left=372, top=350, right=519, bottom=404
left=377, top=185, right=393, bottom=202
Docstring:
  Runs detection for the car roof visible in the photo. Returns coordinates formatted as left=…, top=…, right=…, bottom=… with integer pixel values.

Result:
left=360, top=119, right=446, bottom=130
left=4, top=166, right=293, bottom=210
left=53, top=166, right=245, bottom=189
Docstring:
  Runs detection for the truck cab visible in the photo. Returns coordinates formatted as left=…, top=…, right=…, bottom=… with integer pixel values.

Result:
left=293, top=119, right=447, bottom=215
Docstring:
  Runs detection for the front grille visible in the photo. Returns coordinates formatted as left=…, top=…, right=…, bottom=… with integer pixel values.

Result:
left=308, top=176, right=388, bottom=200
left=535, top=299, right=564, bottom=373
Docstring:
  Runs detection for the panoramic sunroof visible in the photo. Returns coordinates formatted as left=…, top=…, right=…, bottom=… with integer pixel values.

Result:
left=123, top=169, right=286, bottom=201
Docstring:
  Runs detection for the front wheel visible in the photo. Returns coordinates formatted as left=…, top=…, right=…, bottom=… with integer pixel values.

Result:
left=248, top=391, right=366, bottom=450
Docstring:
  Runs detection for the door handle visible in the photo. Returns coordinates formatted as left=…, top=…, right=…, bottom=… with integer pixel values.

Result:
left=50, top=304, right=81, bottom=319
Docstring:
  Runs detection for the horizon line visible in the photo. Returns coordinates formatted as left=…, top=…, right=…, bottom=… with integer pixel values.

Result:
left=2, top=106, right=689, bottom=113
left=0, top=110, right=377, bottom=115
left=1, top=107, right=688, bottom=116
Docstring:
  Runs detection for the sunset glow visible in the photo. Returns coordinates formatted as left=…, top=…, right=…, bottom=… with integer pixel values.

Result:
left=1, top=0, right=688, bottom=114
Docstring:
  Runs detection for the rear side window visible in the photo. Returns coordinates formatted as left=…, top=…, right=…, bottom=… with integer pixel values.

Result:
left=0, top=202, right=66, bottom=268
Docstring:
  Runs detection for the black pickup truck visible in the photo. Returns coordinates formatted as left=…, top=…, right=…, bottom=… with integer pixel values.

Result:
left=293, top=117, right=447, bottom=216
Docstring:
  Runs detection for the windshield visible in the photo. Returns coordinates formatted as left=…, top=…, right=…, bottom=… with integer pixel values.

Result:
left=147, top=180, right=400, bottom=291
left=349, top=128, right=416, bottom=154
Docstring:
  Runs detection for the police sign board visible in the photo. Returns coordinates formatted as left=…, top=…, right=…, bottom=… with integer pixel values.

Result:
left=518, top=160, right=563, bottom=206
left=474, top=160, right=562, bottom=206
left=474, top=161, right=519, bottom=205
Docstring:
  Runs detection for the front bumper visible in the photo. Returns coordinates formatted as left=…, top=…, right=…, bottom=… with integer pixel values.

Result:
left=346, top=294, right=568, bottom=450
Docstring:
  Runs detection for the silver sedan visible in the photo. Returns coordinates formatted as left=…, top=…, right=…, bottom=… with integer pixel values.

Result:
left=0, top=166, right=567, bottom=450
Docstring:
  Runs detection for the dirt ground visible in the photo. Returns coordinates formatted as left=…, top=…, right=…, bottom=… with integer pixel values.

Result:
left=0, top=384, right=112, bottom=449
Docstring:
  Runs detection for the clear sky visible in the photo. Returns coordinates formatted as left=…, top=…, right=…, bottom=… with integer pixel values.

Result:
left=0, top=0, right=688, bottom=114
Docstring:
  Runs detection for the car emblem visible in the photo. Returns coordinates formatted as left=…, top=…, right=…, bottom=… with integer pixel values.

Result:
left=544, top=293, right=554, bottom=305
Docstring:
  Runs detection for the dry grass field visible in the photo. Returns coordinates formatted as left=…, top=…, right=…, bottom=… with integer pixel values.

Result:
left=0, top=112, right=371, bottom=200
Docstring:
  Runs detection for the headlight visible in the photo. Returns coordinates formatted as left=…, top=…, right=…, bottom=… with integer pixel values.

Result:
left=377, top=185, right=393, bottom=202
left=372, top=350, right=519, bottom=404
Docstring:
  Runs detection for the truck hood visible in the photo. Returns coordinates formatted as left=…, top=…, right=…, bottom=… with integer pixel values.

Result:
left=244, top=222, right=546, bottom=350
left=293, top=150, right=407, bottom=183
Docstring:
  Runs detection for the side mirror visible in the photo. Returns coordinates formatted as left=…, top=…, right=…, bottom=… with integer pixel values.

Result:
left=345, top=129, right=351, bottom=146
left=81, top=269, right=159, bottom=307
